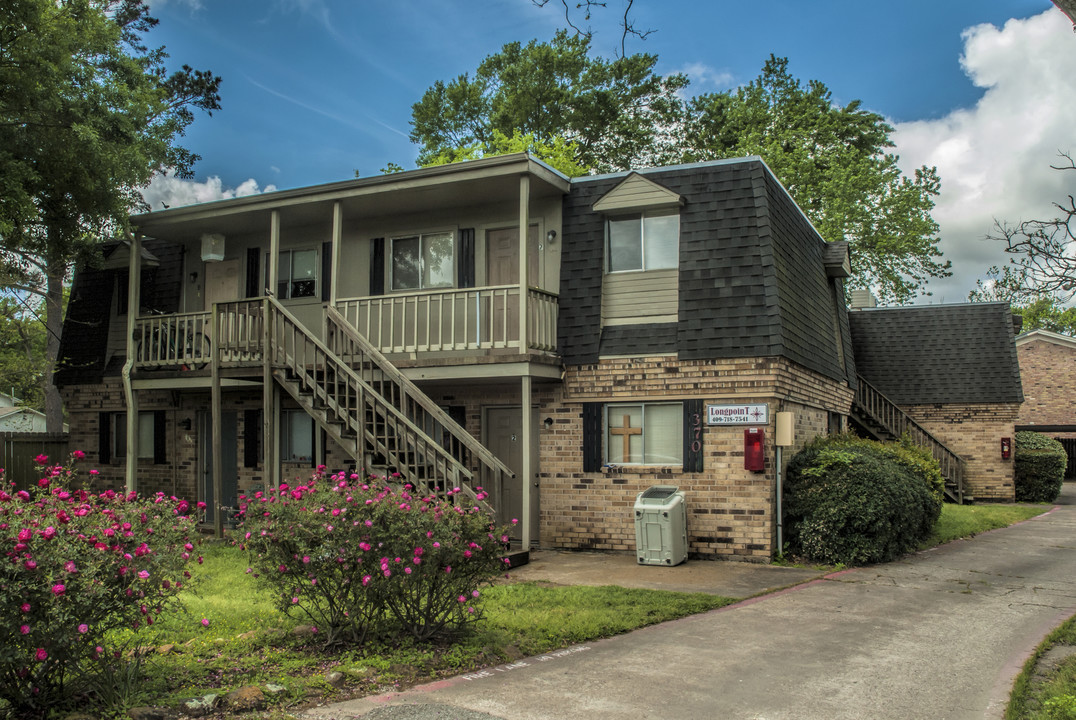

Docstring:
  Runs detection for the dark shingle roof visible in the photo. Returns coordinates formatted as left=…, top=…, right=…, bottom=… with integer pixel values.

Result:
left=849, top=303, right=1023, bottom=405
left=560, top=158, right=854, bottom=385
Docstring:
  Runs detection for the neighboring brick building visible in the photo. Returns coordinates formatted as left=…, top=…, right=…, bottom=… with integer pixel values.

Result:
left=55, top=153, right=1021, bottom=562
left=848, top=303, right=1024, bottom=501
left=1015, top=329, right=1076, bottom=435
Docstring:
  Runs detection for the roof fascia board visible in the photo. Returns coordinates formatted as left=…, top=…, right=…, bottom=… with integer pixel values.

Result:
left=133, top=153, right=570, bottom=226
left=1016, top=327, right=1076, bottom=349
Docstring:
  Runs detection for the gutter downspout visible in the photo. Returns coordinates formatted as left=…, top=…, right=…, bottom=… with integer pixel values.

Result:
left=122, top=232, right=142, bottom=493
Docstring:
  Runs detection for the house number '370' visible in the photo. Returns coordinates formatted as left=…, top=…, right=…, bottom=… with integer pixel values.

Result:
left=690, top=413, right=702, bottom=453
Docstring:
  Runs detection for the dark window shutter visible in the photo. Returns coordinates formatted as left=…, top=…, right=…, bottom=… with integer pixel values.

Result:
left=153, top=411, right=167, bottom=464
left=683, top=400, right=703, bottom=472
left=321, top=241, right=332, bottom=302
left=244, top=409, right=262, bottom=468
left=99, top=412, right=111, bottom=464
left=369, top=238, right=385, bottom=296
left=246, top=247, right=260, bottom=297
left=582, top=403, right=603, bottom=472
left=458, top=228, right=475, bottom=288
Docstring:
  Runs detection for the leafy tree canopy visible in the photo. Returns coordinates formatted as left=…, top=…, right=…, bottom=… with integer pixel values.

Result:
left=409, top=30, right=687, bottom=173
left=682, top=56, right=948, bottom=305
left=0, top=295, right=47, bottom=410
left=422, top=129, right=589, bottom=177
left=0, top=0, right=221, bottom=429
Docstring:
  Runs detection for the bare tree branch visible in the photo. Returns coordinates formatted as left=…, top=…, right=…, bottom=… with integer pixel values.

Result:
left=990, top=152, right=1076, bottom=296
left=531, top=0, right=653, bottom=56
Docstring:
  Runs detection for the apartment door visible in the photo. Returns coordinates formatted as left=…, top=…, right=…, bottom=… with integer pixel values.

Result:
left=484, top=406, right=540, bottom=536
left=199, top=410, right=238, bottom=525
left=486, top=227, right=539, bottom=346
left=204, top=259, right=240, bottom=310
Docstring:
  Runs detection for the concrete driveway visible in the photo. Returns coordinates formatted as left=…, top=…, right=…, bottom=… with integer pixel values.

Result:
left=304, top=486, right=1076, bottom=720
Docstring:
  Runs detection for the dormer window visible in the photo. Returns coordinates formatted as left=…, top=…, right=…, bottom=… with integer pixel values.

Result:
left=607, top=209, right=679, bottom=273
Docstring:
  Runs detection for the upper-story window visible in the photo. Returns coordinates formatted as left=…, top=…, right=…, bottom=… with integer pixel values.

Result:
left=391, top=232, right=454, bottom=291
left=278, top=249, right=318, bottom=299
left=606, top=209, right=679, bottom=273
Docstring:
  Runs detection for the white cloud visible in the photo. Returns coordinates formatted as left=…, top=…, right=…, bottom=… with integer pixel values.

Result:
left=891, top=8, right=1076, bottom=304
left=141, top=172, right=277, bottom=211
left=677, top=62, right=735, bottom=93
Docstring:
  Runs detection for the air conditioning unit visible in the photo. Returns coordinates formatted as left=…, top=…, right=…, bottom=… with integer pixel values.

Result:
left=200, top=233, right=225, bottom=262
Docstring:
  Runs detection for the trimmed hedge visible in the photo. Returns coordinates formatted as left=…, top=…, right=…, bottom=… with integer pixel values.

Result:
left=1014, top=431, right=1066, bottom=503
left=784, top=434, right=943, bottom=565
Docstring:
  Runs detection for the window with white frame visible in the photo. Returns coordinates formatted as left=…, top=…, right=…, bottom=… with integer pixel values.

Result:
left=391, top=232, right=454, bottom=291
left=606, top=209, right=679, bottom=273
left=280, top=410, right=314, bottom=462
left=605, top=402, right=683, bottom=465
left=277, top=249, right=318, bottom=299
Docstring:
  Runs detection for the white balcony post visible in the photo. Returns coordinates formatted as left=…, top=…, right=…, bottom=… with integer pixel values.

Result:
left=518, top=174, right=530, bottom=354
left=269, top=210, right=280, bottom=297
left=521, top=375, right=532, bottom=549
left=330, top=201, right=342, bottom=306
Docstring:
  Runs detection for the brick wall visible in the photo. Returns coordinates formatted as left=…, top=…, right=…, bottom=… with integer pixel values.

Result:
left=903, top=403, right=1019, bottom=501
left=63, top=382, right=284, bottom=506
left=1017, top=339, right=1076, bottom=429
left=541, top=356, right=853, bottom=561
left=61, top=355, right=855, bottom=562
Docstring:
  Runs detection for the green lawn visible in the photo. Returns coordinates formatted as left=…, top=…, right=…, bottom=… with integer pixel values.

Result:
left=919, top=502, right=1048, bottom=549
left=89, top=501, right=1051, bottom=718
left=109, top=543, right=734, bottom=716
left=1007, top=613, right=1076, bottom=719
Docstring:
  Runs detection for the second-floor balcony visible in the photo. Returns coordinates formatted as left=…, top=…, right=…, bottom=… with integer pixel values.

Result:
left=132, top=288, right=559, bottom=372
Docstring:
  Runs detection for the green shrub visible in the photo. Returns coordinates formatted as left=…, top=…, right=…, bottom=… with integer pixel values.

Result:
left=1014, top=431, right=1067, bottom=503
left=0, top=453, right=198, bottom=718
left=784, top=434, right=943, bottom=565
left=239, top=470, right=512, bottom=647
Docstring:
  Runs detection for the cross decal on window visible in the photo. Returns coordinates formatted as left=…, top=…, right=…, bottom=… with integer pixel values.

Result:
left=609, top=414, right=641, bottom=461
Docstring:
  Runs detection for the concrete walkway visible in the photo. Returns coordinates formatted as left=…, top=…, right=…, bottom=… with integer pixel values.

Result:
left=304, top=486, right=1076, bottom=720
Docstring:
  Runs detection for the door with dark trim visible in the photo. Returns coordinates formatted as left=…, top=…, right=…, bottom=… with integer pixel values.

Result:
left=484, top=406, right=540, bottom=536
left=199, top=410, right=238, bottom=524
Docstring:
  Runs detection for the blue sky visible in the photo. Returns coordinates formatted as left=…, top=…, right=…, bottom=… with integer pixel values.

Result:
left=143, top=0, right=1076, bottom=303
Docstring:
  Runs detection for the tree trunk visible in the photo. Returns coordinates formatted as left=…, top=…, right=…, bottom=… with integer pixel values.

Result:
left=43, top=241, right=65, bottom=432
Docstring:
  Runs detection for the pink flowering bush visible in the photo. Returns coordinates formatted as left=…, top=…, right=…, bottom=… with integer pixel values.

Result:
left=0, top=454, right=199, bottom=717
left=239, top=470, right=513, bottom=646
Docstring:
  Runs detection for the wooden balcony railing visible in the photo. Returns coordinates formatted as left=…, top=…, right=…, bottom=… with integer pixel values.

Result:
left=133, top=311, right=212, bottom=369
left=335, top=285, right=559, bottom=354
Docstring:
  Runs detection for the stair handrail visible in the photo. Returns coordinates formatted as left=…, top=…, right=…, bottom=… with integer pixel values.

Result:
left=325, top=305, right=516, bottom=482
left=265, top=296, right=491, bottom=507
left=855, top=374, right=965, bottom=500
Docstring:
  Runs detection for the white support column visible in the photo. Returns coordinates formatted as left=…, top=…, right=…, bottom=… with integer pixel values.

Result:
left=211, top=307, right=223, bottom=536
left=518, top=174, right=530, bottom=354
left=521, top=374, right=533, bottom=549
left=330, top=201, right=342, bottom=306
left=268, top=210, right=281, bottom=297
left=122, top=235, right=142, bottom=493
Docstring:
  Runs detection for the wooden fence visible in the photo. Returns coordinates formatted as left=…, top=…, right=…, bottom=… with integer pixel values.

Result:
left=0, top=432, right=69, bottom=491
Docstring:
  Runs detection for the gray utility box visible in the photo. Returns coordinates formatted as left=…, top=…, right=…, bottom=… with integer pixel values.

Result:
left=634, top=485, right=688, bottom=566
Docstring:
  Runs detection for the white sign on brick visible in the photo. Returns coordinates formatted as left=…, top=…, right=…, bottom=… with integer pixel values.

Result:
left=707, top=403, right=768, bottom=425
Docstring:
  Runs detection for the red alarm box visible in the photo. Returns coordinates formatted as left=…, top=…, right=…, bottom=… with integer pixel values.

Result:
left=745, top=428, right=765, bottom=472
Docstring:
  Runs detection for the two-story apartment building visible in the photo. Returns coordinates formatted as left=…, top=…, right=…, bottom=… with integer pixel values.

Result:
left=57, top=153, right=1012, bottom=561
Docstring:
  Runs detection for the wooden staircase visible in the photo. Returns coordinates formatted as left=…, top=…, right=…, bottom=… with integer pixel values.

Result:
left=850, top=374, right=967, bottom=503
left=263, top=297, right=507, bottom=512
